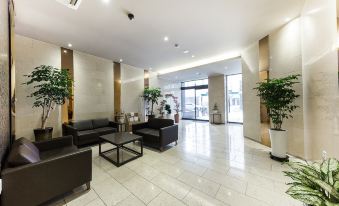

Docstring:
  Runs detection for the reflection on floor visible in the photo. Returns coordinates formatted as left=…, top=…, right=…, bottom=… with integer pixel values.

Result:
left=45, top=120, right=302, bottom=206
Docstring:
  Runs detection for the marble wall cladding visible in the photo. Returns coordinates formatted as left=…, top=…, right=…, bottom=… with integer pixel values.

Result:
left=121, top=64, right=144, bottom=114
left=208, top=75, right=226, bottom=123
left=73, top=51, right=114, bottom=121
left=269, top=18, right=305, bottom=158
left=0, top=0, right=10, bottom=164
left=241, top=43, right=261, bottom=142
left=301, top=0, right=339, bottom=160
left=15, top=35, right=62, bottom=140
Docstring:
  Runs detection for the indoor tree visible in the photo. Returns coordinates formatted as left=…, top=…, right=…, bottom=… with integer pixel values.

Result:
left=23, top=65, right=73, bottom=137
left=143, top=87, right=162, bottom=116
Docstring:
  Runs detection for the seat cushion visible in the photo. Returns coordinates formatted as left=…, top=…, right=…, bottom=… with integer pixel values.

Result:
left=135, top=128, right=160, bottom=137
left=94, top=127, right=117, bottom=135
left=39, top=146, right=78, bottom=160
left=8, top=143, right=40, bottom=167
left=92, top=118, right=109, bottom=129
left=148, top=118, right=174, bottom=129
left=71, top=120, right=93, bottom=131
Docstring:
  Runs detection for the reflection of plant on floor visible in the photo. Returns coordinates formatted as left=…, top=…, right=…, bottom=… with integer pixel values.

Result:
left=165, top=104, right=171, bottom=114
left=284, top=158, right=339, bottom=206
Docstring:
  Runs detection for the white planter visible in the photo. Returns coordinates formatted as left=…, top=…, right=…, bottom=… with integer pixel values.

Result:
left=269, top=129, right=288, bottom=158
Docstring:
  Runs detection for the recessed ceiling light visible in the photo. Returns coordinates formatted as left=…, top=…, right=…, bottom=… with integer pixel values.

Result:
left=183, top=50, right=189, bottom=54
left=174, top=43, right=179, bottom=48
left=164, top=36, right=169, bottom=42
left=191, top=55, right=195, bottom=58
left=285, top=17, right=291, bottom=22
left=119, top=59, right=123, bottom=62
left=68, top=43, right=72, bottom=47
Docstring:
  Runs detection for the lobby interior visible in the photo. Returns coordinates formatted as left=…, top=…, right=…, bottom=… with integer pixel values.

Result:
left=1, top=0, right=339, bottom=205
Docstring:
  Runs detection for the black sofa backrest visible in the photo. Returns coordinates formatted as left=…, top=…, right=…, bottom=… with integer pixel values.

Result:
left=71, top=120, right=93, bottom=131
left=92, top=118, right=109, bottom=129
left=148, top=118, right=174, bottom=129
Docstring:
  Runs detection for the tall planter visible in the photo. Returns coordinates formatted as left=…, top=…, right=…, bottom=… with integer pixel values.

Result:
left=174, top=114, right=179, bottom=123
left=254, top=74, right=300, bottom=161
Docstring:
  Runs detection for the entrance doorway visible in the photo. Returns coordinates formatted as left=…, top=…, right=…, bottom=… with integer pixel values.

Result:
left=226, top=74, right=243, bottom=123
left=181, top=79, right=209, bottom=121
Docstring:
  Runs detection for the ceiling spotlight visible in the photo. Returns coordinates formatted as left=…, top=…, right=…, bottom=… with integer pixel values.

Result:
left=174, top=43, right=179, bottom=48
left=128, top=13, right=135, bottom=20
left=68, top=43, right=72, bottom=47
left=285, top=17, right=291, bottom=22
left=191, top=55, right=195, bottom=58
left=164, top=36, right=169, bottom=42
left=119, top=59, right=123, bottom=62
left=183, top=50, right=189, bottom=54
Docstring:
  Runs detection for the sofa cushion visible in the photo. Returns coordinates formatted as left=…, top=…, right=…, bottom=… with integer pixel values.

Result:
left=94, top=127, right=117, bottom=136
left=39, top=146, right=78, bottom=160
left=135, top=128, right=160, bottom=137
left=71, top=120, right=93, bottom=131
left=148, top=118, right=174, bottom=129
left=92, top=118, right=110, bottom=129
left=77, top=130, right=99, bottom=145
left=8, top=143, right=40, bottom=167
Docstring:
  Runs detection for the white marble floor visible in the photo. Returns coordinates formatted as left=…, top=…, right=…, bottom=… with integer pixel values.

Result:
left=46, top=120, right=302, bottom=206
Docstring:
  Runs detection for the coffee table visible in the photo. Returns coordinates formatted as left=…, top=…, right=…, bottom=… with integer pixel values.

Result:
left=99, top=132, right=143, bottom=167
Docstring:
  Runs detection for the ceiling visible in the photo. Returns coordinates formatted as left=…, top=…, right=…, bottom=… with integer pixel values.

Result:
left=14, top=0, right=304, bottom=71
left=159, top=57, right=241, bottom=82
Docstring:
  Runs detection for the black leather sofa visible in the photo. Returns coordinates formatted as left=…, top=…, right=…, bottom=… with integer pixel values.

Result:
left=1, top=136, right=92, bottom=206
left=132, top=118, right=178, bottom=151
left=63, top=118, right=118, bottom=146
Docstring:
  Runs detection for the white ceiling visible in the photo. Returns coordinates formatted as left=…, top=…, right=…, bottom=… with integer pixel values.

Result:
left=14, top=0, right=304, bottom=71
left=159, top=57, right=241, bottom=82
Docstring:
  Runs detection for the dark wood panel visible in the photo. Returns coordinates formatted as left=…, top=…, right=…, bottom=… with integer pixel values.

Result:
left=61, top=48, right=74, bottom=123
left=114, top=62, right=121, bottom=114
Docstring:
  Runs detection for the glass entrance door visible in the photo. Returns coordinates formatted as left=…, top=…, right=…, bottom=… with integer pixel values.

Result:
left=227, top=74, right=243, bottom=123
left=181, top=79, right=209, bottom=121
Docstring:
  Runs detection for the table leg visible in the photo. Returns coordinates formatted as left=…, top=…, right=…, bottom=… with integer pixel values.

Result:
left=140, top=140, right=143, bottom=155
left=99, top=141, right=101, bottom=154
left=117, top=146, right=120, bottom=166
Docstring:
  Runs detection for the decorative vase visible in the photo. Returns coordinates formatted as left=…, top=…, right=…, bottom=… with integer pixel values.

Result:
left=174, top=114, right=179, bottom=123
left=269, top=129, right=288, bottom=161
left=34, top=127, right=53, bottom=142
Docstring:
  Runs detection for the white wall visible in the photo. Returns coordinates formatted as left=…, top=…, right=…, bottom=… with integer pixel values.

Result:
left=15, top=35, right=62, bottom=140
left=121, top=64, right=144, bottom=115
left=269, top=18, right=305, bottom=157
left=73, top=51, right=114, bottom=121
left=301, top=0, right=339, bottom=160
left=241, top=43, right=261, bottom=142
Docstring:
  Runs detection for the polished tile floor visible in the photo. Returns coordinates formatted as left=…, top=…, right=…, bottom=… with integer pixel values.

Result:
left=47, top=120, right=302, bottom=206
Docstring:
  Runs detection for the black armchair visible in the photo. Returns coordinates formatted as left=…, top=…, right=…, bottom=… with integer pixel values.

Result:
left=132, top=118, right=178, bottom=151
left=1, top=136, right=92, bottom=206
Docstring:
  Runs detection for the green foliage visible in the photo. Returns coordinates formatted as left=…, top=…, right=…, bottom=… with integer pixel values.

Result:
left=143, top=87, right=162, bottom=115
left=254, top=74, right=300, bottom=130
left=285, top=158, right=339, bottom=206
left=23, top=65, right=73, bottom=129
left=165, top=104, right=171, bottom=114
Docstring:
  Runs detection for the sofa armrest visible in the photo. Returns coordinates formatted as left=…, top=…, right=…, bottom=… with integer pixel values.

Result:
left=63, top=124, right=79, bottom=145
left=34, top=135, right=73, bottom=152
left=160, top=125, right=179, bottom=146
left=132, top=122, right=148, bottom=132
left=1, top=148, right=92, bottom=206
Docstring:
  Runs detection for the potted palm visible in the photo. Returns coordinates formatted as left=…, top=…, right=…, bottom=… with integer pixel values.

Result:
left=143, top=87, right=162, bottom=119
left=23, top=65, right=73, bottom=141
left=285, top=158, right=339, bottom=206
left=254, top=74, right=300, bottom=161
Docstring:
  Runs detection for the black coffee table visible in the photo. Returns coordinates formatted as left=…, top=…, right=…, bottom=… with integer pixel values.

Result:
left=99, top=132, right=143, bottom=167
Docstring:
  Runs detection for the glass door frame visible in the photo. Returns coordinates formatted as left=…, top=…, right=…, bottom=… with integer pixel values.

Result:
left=181, top=80, right=209, bottom=121
left=226, top=73, right=243, bottom=124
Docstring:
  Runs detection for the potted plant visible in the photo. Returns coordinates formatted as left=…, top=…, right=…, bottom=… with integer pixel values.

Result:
left=254, top=74, right=300, bottom=161
left=285, top=158, right=339, bottom=206
left=212, top=103, right=219, bottom=114
left=165, top=94, right=180, bottom=123
left=165, top=104, right=171, bottom=119
left=157, top=99, right=167, bottom=118
left=143, top=87, right=162, bottom=119
left=23, top=65, right=73, bottom=141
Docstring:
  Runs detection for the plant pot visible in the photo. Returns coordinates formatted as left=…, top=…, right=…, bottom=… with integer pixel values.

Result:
left=269, top=129, right=288, bottom=161
left=34, top=127, right=53, bottom=142
left=174, top=114, right=179, bottom=123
